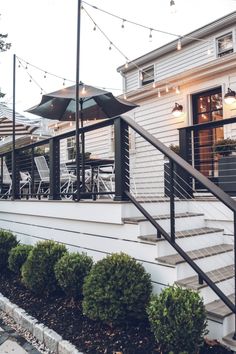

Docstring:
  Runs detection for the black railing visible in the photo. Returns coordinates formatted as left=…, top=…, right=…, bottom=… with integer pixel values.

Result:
left=1, top=115, right=236, bottom=337
left=121, top=114, right=236, bottom=338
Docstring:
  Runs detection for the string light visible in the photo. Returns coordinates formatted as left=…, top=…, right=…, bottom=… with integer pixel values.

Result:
left=152, top=82, right=156, bottom=88
left=170, top=0, right=176, bottom=13
left=44, top=71, right=47, bottom=79
left=165, top=85, right=169, bottom=93
left=149, top=28, right=153, bottom=42
left=82, top=1, right=212, bottom=47
left=123, top=93, right=127, bottom=100
left=81, top=84, right=87, bottom=94
left=63, top=79, right=66, bottom=86
left=109, top=42, right=112, bottom=50
left=93, top=24, right=96, bottom=31
left=125, top=61, right=129, bottom=69
left=158, top=88, right=161, bottom=98
left=139, top=72, right=143, bottom=81
left=121, top=19, right=125, bottom=29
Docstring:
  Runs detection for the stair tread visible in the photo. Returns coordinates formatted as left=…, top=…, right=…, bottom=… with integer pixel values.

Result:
left=176, top=264, right=234, bottom=290
left=206, top=294, right=235, bottom=319
left=139, top=227, right=224, bottom=243
left=123, top=212, right=204, bottom=224
left=156, top=244, right=233, bottom=265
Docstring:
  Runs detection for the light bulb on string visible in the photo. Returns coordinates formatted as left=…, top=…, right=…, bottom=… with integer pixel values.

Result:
left=29, top=77, right=32, bottom=83
left=40, top=89, right=43, bottom=95
left=82, top=84, right=86, bottom=95
left=170, top=0, right=176, bottom=13
left=123, top=93, right=127, bottom=100
left=158, top=89, right=161, bottom=98
left=149, top=28, right=153, bottom=42
left=121, top=19, right=125, bottom=29
left=44, top=71, right=47, bottom=79
left=152, top=82, right=156, bottom=88
left=139, top=71, right=143, bottom=81
left=177, top=38, right=182, bottom=50
left=93, top=24, right=96, bottom=31
left=125, top=61, right=129, bottom=69
left=63, top=79, right=66, bottom=86
left=25, top=63, right=28, bottom=70
left=18, top=63, right=21, bottom=68
left=165, top=85, right=169, bottom=93
left=109, top=42, right=112, bottom=50
left=207, top=46, right=211, bottom=56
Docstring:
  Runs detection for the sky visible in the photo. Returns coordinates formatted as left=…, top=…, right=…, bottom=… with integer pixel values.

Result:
left=0, top=0, right=236, bottom=113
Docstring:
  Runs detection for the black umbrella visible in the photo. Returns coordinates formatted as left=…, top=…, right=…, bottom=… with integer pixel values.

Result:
left=26, top=83, right=138, bottom=123
left=26, top=83, right=138, bottom=199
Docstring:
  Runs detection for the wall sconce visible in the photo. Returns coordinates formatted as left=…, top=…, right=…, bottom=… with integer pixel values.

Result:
left=224, top=88, right=236, bottom=105
left=172, top=102, right=183, bottom=117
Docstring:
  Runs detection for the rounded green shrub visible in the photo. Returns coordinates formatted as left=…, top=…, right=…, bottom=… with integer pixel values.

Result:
left=21, top=240, right=67, bottom=295
left=8, top=244, right=33, bottom=275
left=54, top=252, right=93, bottom=298
left=147, top=285, right=208, bottom=354
left=82, top=252, right=152, bottom=325
left=0, top=229, right=18, bottom=270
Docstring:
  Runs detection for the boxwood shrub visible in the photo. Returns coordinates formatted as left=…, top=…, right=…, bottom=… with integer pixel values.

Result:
left=8, top=244, right=33, bottom=275
left=0, top=229, right=18, bottom=271
left=54, top=252, right=93, bottom=298
left=147, top=285, right=208, bottom=354
left=82, top=252, right=152, bottom=325
left=21, top=240, right=67, bottom=295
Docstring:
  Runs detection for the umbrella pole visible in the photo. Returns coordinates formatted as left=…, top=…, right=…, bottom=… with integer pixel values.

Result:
left=80, top=99, right=86, bottom=194
left=75, top=0, right=82, bottom=201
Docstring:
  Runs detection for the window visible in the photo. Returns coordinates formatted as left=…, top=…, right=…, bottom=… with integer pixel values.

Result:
left=140, top=65, right=154, bottom=86
left=67, top=137, right=76, bottom=161
left=216, top=32, right=234, bottom=58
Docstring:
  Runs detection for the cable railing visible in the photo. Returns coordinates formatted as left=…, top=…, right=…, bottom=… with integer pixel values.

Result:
left=121, top=114, right=236, bottom=339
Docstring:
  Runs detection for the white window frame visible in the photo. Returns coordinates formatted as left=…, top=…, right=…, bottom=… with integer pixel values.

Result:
left=67, top=137, right=76, bottom=161
left=139, top=65, right=154, bottom=87
left=215, top=30, right=235, bottom=58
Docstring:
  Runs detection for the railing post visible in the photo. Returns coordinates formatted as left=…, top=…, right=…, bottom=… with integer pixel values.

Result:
left=233, top=211, right=236, bottom=340
left=49, top=138, right=61, bottom=200
left=11, top=150, right=20, bottom=200
left=31, top=147, right=35, bottom=197
left=169, top=160, right=175, bottom=242
left=0, top=157, right=3, bottom=195
left=114, top=117, right=129, bottom=201
left=179, top=128, right=193, bottom=198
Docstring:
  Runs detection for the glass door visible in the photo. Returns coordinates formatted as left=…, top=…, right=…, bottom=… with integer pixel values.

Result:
left=192, top=87, right=223, bottom=185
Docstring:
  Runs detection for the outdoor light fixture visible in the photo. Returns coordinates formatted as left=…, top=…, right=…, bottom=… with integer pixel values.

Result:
left=172, top=102, right=183, bottom=117
left=224, top=88, right=236, bottom=105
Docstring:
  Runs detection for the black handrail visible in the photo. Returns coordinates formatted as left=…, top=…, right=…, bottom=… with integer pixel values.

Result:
left=179, top=115, right=236, bottom=132
left=121, top=115, right=236, bottom=329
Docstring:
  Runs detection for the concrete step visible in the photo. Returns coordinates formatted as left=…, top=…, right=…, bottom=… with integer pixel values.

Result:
left=123, top=212, right=205, bottom=235
left=139, top=227, right=224, bottom=257
left=156, top=244, right=234, bottom=279
left=176, top=264, right=234, bottom=303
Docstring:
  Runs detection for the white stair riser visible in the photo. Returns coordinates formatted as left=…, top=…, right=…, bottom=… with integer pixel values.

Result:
left=176, top=251, right=234, bottom=279
left=139, top=215, right=205, bottom=235
left=207, top=314, right=235, bottom=343
left=157, top=231, right=224, bottom=257
left=199, top=277, right=234, bottom=304
left=123, top=201, right=189, bottom=218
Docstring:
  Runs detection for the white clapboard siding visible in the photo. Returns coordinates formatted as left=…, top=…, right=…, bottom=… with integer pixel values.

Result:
left=126, top=70, right=139, bottom=92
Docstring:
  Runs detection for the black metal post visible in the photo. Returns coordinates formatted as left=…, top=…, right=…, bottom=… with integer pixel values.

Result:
left=179, top=127, right=193, bottom=198
left=31, top=147, right=35, bottom=197
left=80, top=99, right=85, bottom=193
left=170, top=160, right=175, bottom=243
left=0, top=157, right=3, bottom=194
left=12, top=54, right=20, bottom=200
left=49, top=138, right=61, bottom=200
left=75, top=0, right=82, bottom=201
left=233, top=211, right=236, bottom=339
left=114, top=117, right=129, bottom=201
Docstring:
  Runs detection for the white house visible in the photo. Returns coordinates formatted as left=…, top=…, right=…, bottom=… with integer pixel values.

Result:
left=1, top=12, right=236, bottom=347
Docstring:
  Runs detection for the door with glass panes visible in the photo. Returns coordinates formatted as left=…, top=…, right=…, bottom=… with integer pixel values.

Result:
left=192, top=87, right=223, bottom=187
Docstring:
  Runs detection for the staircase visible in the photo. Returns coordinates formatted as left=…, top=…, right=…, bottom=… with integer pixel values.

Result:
left=123, top=200, right=235, bottom=346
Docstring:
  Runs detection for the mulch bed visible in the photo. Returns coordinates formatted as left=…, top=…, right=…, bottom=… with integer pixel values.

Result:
left=0, top=271, right=233, bottom=354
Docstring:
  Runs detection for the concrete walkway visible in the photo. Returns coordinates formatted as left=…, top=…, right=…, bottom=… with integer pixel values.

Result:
left=0, top=320, right=41, bottom=354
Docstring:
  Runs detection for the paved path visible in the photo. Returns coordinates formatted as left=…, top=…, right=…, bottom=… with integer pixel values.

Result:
left=0, top=320, right=41, bottom=354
